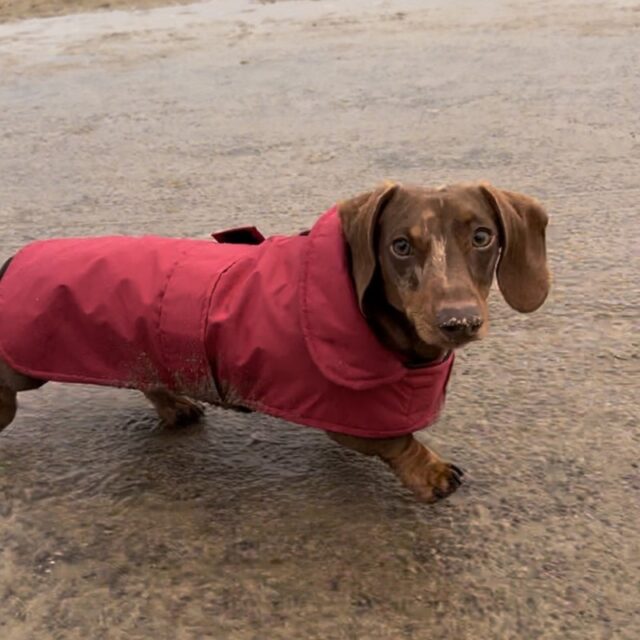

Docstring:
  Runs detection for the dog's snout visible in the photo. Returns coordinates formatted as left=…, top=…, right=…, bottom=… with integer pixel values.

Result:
left=436, top=306, right=483, bottom=340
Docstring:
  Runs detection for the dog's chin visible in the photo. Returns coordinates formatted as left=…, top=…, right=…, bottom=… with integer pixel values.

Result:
left=412, top=321, right=482, bottom=352
left=439, top=331, right=482, bottom=350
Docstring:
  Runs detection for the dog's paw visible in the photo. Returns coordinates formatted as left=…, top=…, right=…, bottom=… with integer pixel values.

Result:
left=388, top=442, right=464, bottom=503
left=420, top=460, right=464, bottom=503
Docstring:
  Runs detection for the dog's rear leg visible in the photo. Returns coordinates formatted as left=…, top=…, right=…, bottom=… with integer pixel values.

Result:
left=0, top=386, right=17, bottom=431
left=0, top=360, right=46, bottom=431
left=143, top=388, right=205, bottom=427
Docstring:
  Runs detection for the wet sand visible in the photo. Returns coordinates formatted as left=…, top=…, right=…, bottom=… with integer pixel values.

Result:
left=1, top=1, right=639, bottom=638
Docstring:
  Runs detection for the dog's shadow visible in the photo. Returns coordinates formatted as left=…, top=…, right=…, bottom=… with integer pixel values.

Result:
left=110, top=404, right=417, bottom=511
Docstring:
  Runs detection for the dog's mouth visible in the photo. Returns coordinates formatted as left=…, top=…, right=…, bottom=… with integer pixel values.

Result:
left=437, top=317, right=484, bottom=347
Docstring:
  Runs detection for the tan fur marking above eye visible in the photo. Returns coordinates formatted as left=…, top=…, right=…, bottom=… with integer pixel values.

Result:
left=459, top=210, right=475, bottom=223
left=409, top=225, right=422, bottom=242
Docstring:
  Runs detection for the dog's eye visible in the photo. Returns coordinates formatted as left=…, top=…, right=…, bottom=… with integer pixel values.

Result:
left=472, top=228, right=493, bottom=248
left=391, top=238, right=413, bottom=257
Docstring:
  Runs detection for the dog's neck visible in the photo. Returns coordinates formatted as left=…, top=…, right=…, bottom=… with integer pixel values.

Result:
left=363, top=280, right=447, bottom=367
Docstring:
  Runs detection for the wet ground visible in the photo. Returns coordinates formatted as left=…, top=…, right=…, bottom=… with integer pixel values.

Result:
left=0, top=0, right=639, bottom=638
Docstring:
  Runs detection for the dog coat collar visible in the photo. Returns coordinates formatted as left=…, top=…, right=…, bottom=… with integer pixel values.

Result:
left=300, top=207, right=410, bottom=389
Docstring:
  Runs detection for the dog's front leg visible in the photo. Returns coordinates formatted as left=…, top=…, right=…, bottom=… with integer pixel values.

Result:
left=327, top=432, right=464, bottom=503
left=143, top=388, right=205, bottom=427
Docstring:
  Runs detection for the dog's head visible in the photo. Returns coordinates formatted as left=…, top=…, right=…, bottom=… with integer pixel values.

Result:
left=339, top=182, right=549, bottom=353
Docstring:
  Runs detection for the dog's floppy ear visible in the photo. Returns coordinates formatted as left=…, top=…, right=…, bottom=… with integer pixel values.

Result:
left=479, top=183, right=550, bottom=313
left=339, top=182, right=399, bottom=312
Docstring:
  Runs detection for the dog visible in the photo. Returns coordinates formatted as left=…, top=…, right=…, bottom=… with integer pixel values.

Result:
left=0, top=182, right=549, bottom=502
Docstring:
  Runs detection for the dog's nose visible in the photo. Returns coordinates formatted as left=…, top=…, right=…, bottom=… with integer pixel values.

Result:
left=436, top=306, right=483, bottom=340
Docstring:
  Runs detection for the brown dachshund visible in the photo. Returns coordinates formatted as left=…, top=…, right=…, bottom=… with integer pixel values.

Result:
left=0, top=182, right=549, bottom=502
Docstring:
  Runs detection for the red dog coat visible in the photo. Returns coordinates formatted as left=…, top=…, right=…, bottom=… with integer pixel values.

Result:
left=0, top=207, right=453, bottom=438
